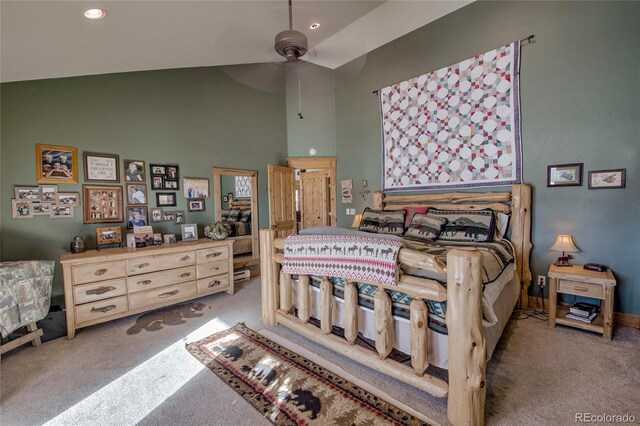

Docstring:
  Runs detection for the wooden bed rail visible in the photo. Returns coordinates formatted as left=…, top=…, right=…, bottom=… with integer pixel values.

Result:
left=260, top=227, right=487, bottom=425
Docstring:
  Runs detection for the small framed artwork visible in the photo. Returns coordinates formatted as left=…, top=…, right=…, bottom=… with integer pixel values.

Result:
left=181, top=223, right=198, bottom=242
left=84, top=152, right=120, bottom=183
left=12, top=200, right=33, bottom=219
left=162, top=211, right=176, bottom=222
left=50, top=204, right=74, bottom=218
left=152, top=176, right=164, bottom=190
left=164, top=234, right=177, bottom=244
left=39, top=184, right=58, bottom=202
left=126, top=184, right=148, bottom=205
left=166, top=165, right=179, bottom=180
left=14, top=186, right=40, bottom=201
left=150, top=164, right=166, bottom=176
left=150, top=207, right=163, bottom=223
left=183, top=177, right=209, bottom=199
left=588, top=169, right=626, bottom=190
left=175, top=210, right=185, bottom=224
left=124, top=159, right=146, bottom=182
left=547, top=163, right=583, bottom=187
left=83, top=185, right=124, bottom=224
left=36, top=144, right=78, bottom=183
left=156, top=192, right=177, bottom=207
left=227, top=192, right=234, bottom=201
left=58, top=192, right=80, bottom=206
left=127, top=206, right=149, bottom=229
left=32, top=202, right=52, bottom=216
left=188, top=198, right=205, bottom=212
left=222, top=195, right=229, bottom=203
left=96, top=227, right=123, bottom=245
left=164, top=179, right=179, bottom=190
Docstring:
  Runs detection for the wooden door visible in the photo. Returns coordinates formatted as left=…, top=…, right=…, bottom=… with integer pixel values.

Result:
left=300, top=170, right=330, bottom=229
left=267, top=165, right=296, bottom=237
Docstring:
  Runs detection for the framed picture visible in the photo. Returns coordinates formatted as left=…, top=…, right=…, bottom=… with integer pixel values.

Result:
left=223, top=195, right=229, bottom=203
left=164, top=234, right=177, bottom=244
left=188, top=199, right=205, bottom=212
left=83, top=185, right=124, bottom=224
left=124, top=159, right=146, bottom=182
left=14, top=186, right=40, bottom=201
left=588, top=169, right=626, bottom=190
left=227, top=192, right=234, bottom=201
left=96, top=227, right=123, bottom=245
left=183, top=177, right=209, bottom=199
left=39, top=184, right=58, bottom=202
left=152, top=176, right=164, bottom=190
left=166, top=165, right=179, bottom=180
left=150, top=207, right=163, bottom=223
left=58, top=192, right=80, bottom=206
left=32, top=202, right=52, bottom=216
left=126, top=184, right=148, bottom=205
left=127, top=206, right=149, bottom=229
left=12, top=199, right=33, bottom=219
left=150, top=164, right=166, bottom=176
left=175, top=210, right=185, bottom=224
left=36, top=144, right=78, bottom=183
left=164, top=179, right=179, bottom=190
left=50, top=204, right=74, bottom=218
left=181, top=223, right=198, bottom=242
left=547, top=163, right=583, bottom=187
left=162, top=211, right=176, bottom=222
left=84, top=152, right=120, bottom=183
left=156, top=192, right=176, bottom=207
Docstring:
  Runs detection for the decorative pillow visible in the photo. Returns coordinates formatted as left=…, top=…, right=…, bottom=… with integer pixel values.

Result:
left=402, top=206, right=429, bottom=230
left=226, top=209, right=241, bottom=222
left=494, top=212, right=510, bottom=240
left=403, top=213, right=448, bottom=242
left=428, top=208, right=496, bottom=242
left=358, top=208, right=405, bottom=236
left=220, top=209, right=230, bottom=221
left=239, top=209, right=251, bottom=223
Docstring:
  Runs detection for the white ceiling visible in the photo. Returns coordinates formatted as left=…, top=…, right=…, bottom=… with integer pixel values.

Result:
left=0, top=1, right=472, bottom=83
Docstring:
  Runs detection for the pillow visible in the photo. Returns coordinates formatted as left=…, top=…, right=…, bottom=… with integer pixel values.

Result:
left=299, top=226, right=406, bottom=244
left=402, top=206, right=429, bottom=230
left=358, top=208, right=405, bottom=236
left=220, top=209, right=230, bottom=220
left=403, top=213, right=448, bottom=242
left=428, top=208, right=496, bottom=242
left=239, top=209, right=251, bottom=223
left=226, top=209, right=241, bottom=222
left=494, top=212, right=510, bottom=240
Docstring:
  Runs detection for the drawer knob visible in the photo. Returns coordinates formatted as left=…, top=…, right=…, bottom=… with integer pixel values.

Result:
left=86, top=286, right=116, bottom=295
left=138, top=280, right=152, bottom=286
left=208, top=280, right=221, bottom=288
left=137, top=263, right=150, bottom=269
left=158, top=290, right=179, bottom=298
left=179, top=272, right=192, bottom=278
left=210, top=267, right=219, bottom=271
left=91, top=304, right=116, bottom=313
left=95, top=268, right=108, bottom=276
left=206, top=252, right=221, bottom=258
left=575, top=286, right=589, bottom=292
left=180, top=256, right=191, bottom=261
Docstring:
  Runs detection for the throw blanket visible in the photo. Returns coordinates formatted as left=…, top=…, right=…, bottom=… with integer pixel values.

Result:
left=282, top=235, right=404, bottom=286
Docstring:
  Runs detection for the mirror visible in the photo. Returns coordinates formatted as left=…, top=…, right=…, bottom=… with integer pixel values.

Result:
left=212, top=168, right=259, bottom=269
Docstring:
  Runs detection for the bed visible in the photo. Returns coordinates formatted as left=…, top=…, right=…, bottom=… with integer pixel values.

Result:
left=260, top=184, right=532, bottom=425
left=221, top=200, right=253, bottom=256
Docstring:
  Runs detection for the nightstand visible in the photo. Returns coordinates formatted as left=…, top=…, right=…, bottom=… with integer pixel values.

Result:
left=548, top=265, right=616, bottom=340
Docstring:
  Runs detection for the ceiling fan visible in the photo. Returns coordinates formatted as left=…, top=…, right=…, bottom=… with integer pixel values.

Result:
left=274, top=0, right=308, bottom=63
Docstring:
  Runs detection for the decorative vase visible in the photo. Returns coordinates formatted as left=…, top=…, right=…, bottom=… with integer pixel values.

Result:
left=70, top=236, right=86, bottom=254
left=204, top=222, right=232, bottom=240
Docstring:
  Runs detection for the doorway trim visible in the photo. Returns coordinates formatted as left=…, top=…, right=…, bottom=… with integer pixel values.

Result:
left=285, top=157, right=337, bottom=227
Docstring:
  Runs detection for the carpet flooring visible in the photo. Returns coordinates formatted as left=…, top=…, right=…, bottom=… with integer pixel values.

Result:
left=1, top=277, right=639, bottom=425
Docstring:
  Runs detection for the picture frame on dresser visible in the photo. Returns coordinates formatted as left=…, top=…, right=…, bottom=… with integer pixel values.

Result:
left=181, top=223, right=198, bottom=241
left=82, top=185, right=124, bottom=224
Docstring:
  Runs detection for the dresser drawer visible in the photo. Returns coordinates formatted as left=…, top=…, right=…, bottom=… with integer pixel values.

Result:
left=73, top=260, right=127, bottom=285
left=197, top=260, right=229, bottom=279
left=127, top=251, right=196, bottom=275
left=558, top=279, right=603, bottom=299
left=128, top=281, right=197, bottom=310
left=74, top=279, right=127, bottom=305
left=75, top=296, right=128, bottom=325
left=197, top=274, right=230, bottom=294
left=127, top=266, right=196, bottom=293
left=197, top=246, right=229, bottom=263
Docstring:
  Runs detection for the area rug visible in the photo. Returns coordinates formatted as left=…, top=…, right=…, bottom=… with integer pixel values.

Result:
left=186, top=323, right=433, bottom=425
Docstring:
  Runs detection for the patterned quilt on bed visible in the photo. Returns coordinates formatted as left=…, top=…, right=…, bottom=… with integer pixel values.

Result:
left=307, top=239, right=514, bottom=336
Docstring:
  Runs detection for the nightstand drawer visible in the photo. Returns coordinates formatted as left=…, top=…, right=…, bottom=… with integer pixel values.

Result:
left=558, top=279, right=603, bottom=299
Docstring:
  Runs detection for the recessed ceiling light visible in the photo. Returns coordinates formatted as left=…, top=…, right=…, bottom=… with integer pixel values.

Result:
left=84, top=8, right=107, bottom=20
left=310, top=23, right=320, bottom=30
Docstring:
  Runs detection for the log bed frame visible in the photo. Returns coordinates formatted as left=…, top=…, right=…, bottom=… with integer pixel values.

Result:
left=260, top=184, right=532, bottom=425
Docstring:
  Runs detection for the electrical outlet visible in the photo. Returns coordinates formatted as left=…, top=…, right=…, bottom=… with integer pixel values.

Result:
left=537, top=276, right=546, bottom=288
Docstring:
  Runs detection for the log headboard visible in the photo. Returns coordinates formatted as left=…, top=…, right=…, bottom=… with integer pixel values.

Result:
left=373, top=184, right=532, bottom=309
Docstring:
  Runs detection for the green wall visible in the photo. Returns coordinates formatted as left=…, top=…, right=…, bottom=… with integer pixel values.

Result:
left=332, top=1, right=640, bottom=314
left=1, top=65, right=287, bottom=304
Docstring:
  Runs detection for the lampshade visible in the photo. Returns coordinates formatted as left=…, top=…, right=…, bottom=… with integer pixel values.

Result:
left=550, top=235, right=580, bottom=253
left=351, top=214, right=362, bottom=228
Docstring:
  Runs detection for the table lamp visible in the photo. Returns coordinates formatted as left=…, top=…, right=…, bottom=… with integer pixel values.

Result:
left=550, top=234, right=580, bottom=266
left=351, top=214, right=362, bottom=228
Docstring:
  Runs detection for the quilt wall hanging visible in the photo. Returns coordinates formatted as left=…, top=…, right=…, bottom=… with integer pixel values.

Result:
left=380, top=41, right=522, bottom=191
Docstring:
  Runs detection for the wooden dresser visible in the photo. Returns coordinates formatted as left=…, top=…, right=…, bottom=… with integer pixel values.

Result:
left=61, top=239, right=234, bottom=339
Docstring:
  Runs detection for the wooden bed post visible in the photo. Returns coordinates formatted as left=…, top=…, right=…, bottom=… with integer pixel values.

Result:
left=446, top=249, right=486, bottom=426
left=511, top=184, right=532, bottom=309
left=260, top=228, right=279, bottom=326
